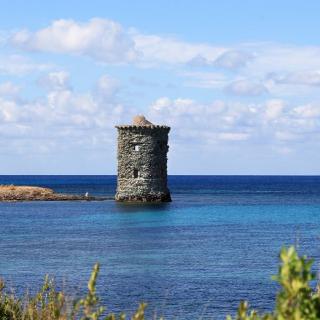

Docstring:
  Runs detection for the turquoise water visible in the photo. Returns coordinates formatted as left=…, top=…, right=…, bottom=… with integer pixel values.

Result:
left=0, top=176, right=320, bottom=319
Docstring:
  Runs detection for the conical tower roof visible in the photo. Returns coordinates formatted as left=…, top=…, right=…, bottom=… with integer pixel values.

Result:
left=116, top=115, right=169, bottom=129
left=132, top=115, right=153, bottom=126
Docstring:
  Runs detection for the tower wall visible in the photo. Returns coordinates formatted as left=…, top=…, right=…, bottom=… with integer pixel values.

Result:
left=115, top=125, right=171, bottom=202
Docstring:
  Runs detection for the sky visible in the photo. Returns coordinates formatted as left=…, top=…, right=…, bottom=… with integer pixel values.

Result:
left=0, top=0, right=320, bottom=174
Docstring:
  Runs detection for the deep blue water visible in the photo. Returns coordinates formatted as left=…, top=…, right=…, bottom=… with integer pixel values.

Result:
left=0, top=175, right=320, bottom=319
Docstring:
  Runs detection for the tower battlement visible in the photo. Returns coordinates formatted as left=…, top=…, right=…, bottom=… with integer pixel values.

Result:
left=116, top=125, right=170, bottom=129
left=115, top=116, right=171, bottom=202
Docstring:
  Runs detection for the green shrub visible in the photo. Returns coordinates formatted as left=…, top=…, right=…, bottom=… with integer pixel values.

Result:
left=0, top=264, right=146, bottom=320
left=227, top=246, right=320, bottom=320
left=1, top=246, right=319, bottom=319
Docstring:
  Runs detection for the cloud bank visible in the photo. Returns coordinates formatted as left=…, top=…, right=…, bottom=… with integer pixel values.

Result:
left=1, top=17, right=320, bottom=173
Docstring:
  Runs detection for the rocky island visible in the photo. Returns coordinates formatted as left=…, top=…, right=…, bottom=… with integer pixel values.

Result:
left=0, top=185, right=108, bottom=201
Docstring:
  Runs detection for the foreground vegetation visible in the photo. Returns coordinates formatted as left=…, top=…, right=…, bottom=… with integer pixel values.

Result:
left=1, top=247, right=320, bottom=320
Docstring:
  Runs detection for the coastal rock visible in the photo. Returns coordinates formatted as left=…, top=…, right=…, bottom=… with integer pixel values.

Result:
left=0, top=185, right=108, bottom=201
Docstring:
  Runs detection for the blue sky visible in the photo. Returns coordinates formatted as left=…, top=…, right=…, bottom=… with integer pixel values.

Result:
left=0, top=0, right=320, bottom=174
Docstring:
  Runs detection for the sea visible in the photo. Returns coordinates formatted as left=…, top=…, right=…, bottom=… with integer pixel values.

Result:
left=0, top=175, right=320, bottom=319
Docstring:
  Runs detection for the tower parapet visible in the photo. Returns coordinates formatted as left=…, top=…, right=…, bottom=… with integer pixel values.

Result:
left=115, top=115, right=171, bottom=202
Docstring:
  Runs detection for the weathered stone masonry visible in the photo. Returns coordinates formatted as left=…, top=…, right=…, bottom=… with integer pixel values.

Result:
left=115, top=116, right=171, bottom=202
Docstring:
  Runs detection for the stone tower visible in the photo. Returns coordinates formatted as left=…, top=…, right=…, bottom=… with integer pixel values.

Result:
left=115, top=115, right=171, bottom=202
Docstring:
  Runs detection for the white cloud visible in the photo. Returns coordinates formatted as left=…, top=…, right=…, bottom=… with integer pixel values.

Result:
left=268, top=70, right=320, bottom=87
left=1, top=73, right=320, bottom=163
left=7, top=17, right=320, bottom=99
left=3, top=19, right=320, bottom=158
left=225, top=79, right=269, bottom=96
left=94, top=74, right=119, bottom=99
left=218, top=132, right=250, bottom=141
left=182, top=50, right=253, bottom=69
left=0, top=98, right=19, bottom=122
left=133, top=34, right=225, bottom=66
left=11, top=18, right=139, bottom=64
left=0, top=54, right=51, bottom=75
left=292, top=103, right=320, bottom=118
left=187, top=54, right=213, bottom=67
left=0, top=82, right=20, bottom=97
left=265, top=99, right=285, bottom=120
left=274, top=131, right=300, bottom=141
left=38, top=71, right=71, bottom=90
left=148, top=95, right=320, bottom=146
left=244, top=43, right=320, bottom=76
left=9, top=18, right=226, bottom=66
left=148, top=97, right=255, bottom=143
left=214, top=50, right=253, bottom=69
left=181, top=71, right=227, bottom=89
left=274, top=146, right=294, bottom=155
left=0, top=73, right=136, bottom=156
left=0, top=31, right=8, bottom=45
left=182, top=43, right=320, bottom=99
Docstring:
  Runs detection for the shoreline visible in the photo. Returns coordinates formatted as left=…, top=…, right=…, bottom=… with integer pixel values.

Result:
left=0, top=185, right=112, bottom=202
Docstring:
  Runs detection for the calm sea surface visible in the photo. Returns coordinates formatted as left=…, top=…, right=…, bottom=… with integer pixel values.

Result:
left=0, top=175, right=320, bottom=319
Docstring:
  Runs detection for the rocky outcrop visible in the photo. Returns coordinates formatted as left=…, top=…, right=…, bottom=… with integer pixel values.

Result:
left=0, top=185, right=108, bottom=202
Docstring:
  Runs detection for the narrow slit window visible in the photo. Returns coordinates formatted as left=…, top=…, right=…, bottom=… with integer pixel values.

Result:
left=133, top=169, right=139, bottom=178
left=134, top=145, right=140, bottom=151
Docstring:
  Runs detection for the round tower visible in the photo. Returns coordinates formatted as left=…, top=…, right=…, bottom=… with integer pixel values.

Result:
left=115, top=115, right=171, bottom=202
